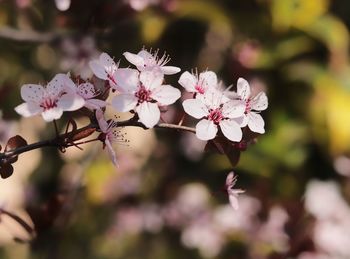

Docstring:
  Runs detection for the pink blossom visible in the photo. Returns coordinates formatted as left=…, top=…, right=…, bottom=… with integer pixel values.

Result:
left=76, top=82, right=106, bottom=110
left=15, top=74, right=85, bottom=122
left=182, top=89, right=245, bottom=141
left=235, top=78, right=268, bottom=134
left=225, top=171, right=245, bottom=210
left=55, top=0, right=71, bottom=11
left=178, top=70, right=218, bottom=96
left=111, top=70, right=181, bottom=128
left=96, top=110, right=118, bottom=166
left=89, top=52, right=120, bottom=89
left=123, top=49, right=180, bottom=75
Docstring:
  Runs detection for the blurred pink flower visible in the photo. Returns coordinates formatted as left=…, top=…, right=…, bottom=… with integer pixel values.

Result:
left=55, top=0, right=71, bottom=11
left=236, top=41, right=261, bottom=68
left=256, top=206, right=290, bottom=252
left=225, top=171, right=245, bottom=210
left=16, top=0, right=31, bottom=8
left=60, top=36, right=99, bottom=79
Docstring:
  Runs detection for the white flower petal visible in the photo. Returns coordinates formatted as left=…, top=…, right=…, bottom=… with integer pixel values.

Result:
left=222, top=100, right=245, bottom=118
left=219, top=119, right=242, bottom=142
left=105, top=139, right=118, bottom=166
left=196, top=119, right=217, bottom=140
left=57, top=93, right=85, bottom=111
left=178, top=71, right=197, bottom=92
left=15, top=102, right=42, bottom=117
left=226, top=172, right=235, bottom=188
left=228, top=192, right=239, bottom=210
left=100, top=52, right=117, bottom=71
left=20, top=84, right=45, bottom=103
left=89, top=60, right=108, bottom=80
left=251, top=92, right=268, bottom=111
left=240, top=114, right=249, bottom=127
left=96, top=109, right=108, bottom=132
left=182, top=99, right=208, bottom=119
left=84, top=99, right=106, bottom=110
left=114, top=68, right=139, bottom=93
left=199, top=71, right=217, bottom=89
left=234, top=116, right=245, bottom=127
left=42, top=107, right=63, bottom=121
left=160, top=66, right=181, bottom=75
left=135, top=102, right=160, bottom=128
left=151, top=85, right=181, bottom=105
left=201, top=88, right=225, bottom=109
left=123, top=52, right=145, bottom=67
left=137, top=50, right=153, bottom=61
left=237, top=77, right=251, bottom=100
left=247, top=112, right=265, bottom=134
left=78, top=83, right=96, bottom=99
left=111, top=94, right=138, bottom=112
left=55, top=0, right=71, bottom=11
left=47, top=74, right=74, bottom=96
left=140, top=70, right=163, bottom=91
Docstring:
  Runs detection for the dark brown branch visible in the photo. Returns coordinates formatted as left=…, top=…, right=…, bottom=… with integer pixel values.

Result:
left=0, top=118, right=196, bottom=163
left=0, top=124, right=97, bottom=161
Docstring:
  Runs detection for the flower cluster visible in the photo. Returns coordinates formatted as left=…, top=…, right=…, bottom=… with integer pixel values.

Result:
left=180, top=71, right=268, bottom=142
left=12, top=48, right=269, bottom=210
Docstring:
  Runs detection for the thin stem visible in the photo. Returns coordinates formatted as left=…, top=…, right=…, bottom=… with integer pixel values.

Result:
left=66, top=138, right=100, bottom=147
left=156, top=123, right=196, bottom=133
left=0, top=118, right=196, bottom=162
left=0, top=124, right=96, bottom=160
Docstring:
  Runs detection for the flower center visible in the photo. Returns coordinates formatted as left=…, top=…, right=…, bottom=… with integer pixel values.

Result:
left=107, top=74, right=117, bottom=86
left=195, top=84, right=205, bottom=94
left=245, top=99, right=251, bottom=114
left=135, top=85, right=152, bottom=103
left=208, top=108, right=223, bottom=124
left=40, top=97, right=58, bottom=111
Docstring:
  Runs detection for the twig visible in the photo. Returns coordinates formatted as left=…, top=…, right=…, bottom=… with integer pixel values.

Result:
left=0, top=119, right=196, bottom=163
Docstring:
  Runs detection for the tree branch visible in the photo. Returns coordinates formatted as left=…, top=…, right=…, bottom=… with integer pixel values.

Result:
left=0, top=118, right=196, bottom=163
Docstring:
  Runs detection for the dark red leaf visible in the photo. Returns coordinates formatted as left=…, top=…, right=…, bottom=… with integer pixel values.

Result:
left=0, top=163, right=14, bottom=179
left=71, top=128, right=96, bottom=141
left=5, top=135, right=28, bottom=152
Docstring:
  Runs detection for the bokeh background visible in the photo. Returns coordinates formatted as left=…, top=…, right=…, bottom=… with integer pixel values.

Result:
left=1, top=0, right=350, bottom=258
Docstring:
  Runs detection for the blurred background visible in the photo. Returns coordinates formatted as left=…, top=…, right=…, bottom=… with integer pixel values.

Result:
left=1, top=0, right=350, bottom=258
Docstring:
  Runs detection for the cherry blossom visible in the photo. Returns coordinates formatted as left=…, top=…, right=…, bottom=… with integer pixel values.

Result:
left=235, top=78, right=268, bottom=134
left=123, top=49, right=180, bottom=75
left=225, top=171, right=245, bottom=210
left=182, top=89, right=245, bottom=141
left=76, top=82, right=106, bottom=110
left=15, top=74, right=85, bottom=122
left=96, top=110, right=118, bottom=166
left=55, top=0, right=71, bottom=11
left=111, top=70, right=181, bottom=128
left=89, top=52, right=119, bottom=89
left=178, top=70, right=218, bottom=96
